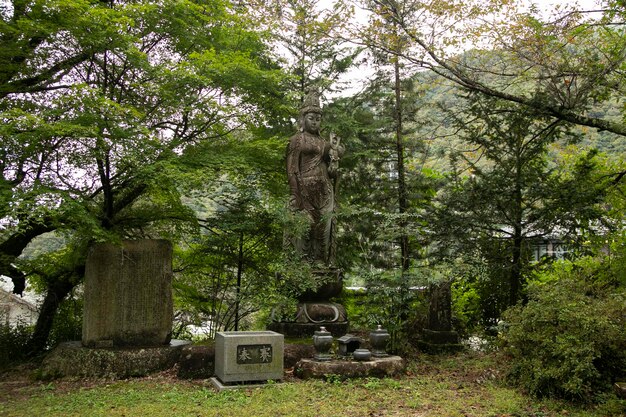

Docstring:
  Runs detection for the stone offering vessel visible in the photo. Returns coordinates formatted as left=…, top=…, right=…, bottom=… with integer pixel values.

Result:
left=370, top=325, right=390, bottom=357
left=352, top=348, right=372, bottom=361
left=313, top=326, right=333, bottom=362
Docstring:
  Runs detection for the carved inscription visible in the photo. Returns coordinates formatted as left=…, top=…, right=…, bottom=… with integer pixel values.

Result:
left=236, top=344, right=273, bottom=364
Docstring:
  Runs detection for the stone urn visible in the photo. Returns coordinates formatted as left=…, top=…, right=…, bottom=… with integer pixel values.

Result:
left=370, top=325, right=390, bottom=357
left=313, top=326, right=333, bottom=362
left=352, top=348, right=372, bottom=361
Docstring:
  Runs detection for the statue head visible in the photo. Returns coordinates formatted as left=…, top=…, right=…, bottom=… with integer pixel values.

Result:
left=299, top=88, right=322, bottom=134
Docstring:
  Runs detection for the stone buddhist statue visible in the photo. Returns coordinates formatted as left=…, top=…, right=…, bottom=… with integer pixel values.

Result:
left=270, top=89, right=349, bottom=337
left=285, top=89, right=344, bottom=266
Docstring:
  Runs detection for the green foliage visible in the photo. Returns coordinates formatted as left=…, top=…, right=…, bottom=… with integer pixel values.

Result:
left=47, top=297, right=82, bottom=348
left=337, top=287, right=368, bottom=326
left=0, top=0, right=290, bottom=353
left=19, top=240, right=88, bottom=293
left=265, top=0, right=358, bottom=99
left=330, top=73, right=440, bottom=350
left=451, top=278, right=481, bottom=335
left=0, top=320, right=32, bottom=370
left=368, top=0, right=626, bottom=138
left=343, top=269, right=424, bottom=355
left=173, top=189, right=286, bottom=337
left=502, top=256, right=626, bottom=402
left=430, top=90, right=616, bottom=315
left=174, top=127, right=288, bottom=333
left=449, top=253, right=524, bottom=329
left=272, top=254, right=316, bottom=301
left=424, top=259, right=500, bottom=335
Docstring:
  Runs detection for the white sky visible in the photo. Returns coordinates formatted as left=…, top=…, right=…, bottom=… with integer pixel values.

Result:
left=526, top=0, right=601, bottom=11
left=318, top=0, right=604, bottom=20
left=315, top=0, right=607, bottom=98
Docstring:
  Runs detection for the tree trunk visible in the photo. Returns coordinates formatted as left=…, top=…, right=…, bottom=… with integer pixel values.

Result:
left=394, top=41, right=409, bottom=274
left=26, top=276, right=76, bottom=356
left=510, top=147, right=524, bottom=305
left=0, top=220, right=54, bottom=295
left=510, top=231, right=523, bottom=306
left=235, top=232, right=244, bottom=331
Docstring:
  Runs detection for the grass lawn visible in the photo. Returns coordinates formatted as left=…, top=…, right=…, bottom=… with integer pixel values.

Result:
left=0, top=351, right=624, bottom=417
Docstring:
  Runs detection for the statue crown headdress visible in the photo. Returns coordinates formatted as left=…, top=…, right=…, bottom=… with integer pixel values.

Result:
left=299, top=88, right=322, bottom=116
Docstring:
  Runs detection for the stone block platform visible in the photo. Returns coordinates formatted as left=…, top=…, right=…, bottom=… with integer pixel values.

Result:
left=294, top=356, right=405, bottom=379
left=40, top=340, right=191, bottom=379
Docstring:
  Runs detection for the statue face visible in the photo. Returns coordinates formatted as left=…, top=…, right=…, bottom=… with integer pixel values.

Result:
left=303, top=112, right=321, bottom=134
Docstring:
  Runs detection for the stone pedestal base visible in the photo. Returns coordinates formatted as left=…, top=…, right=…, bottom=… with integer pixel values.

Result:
left=294, top=302, right=347, bottom=323
left=267, top=321, right=348, bottom=338
left=269, top=300, right=349, bottom=337
left=417, top=329, right=463, bottom=353
left=294, top=356, right=405, bottom=379
left=209, top=377, right=280, bottom=392
left=40, top=340, right=191, bottom=379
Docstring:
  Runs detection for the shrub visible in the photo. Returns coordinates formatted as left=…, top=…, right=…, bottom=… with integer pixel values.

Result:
left=338, top=287, right=368, bottom=327
left=502, top=268, right=626, bottom=402
left=451, top=280, right=481, bottom=337
left=48, top=297, right=83, bottom=348
left=0, top=320, right=33, bottom=369
left=339, top=272, right=425, bottom=355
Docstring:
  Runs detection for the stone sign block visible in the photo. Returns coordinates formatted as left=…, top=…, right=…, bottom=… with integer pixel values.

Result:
left=215, top=331, right=284, bottom=383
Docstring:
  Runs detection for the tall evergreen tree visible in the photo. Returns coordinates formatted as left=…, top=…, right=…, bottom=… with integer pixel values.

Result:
left=355, top=0, right=429, bottom=275
left=431, top=93, right=610, bottom=315
left=267, top=0, right=358, bottom=101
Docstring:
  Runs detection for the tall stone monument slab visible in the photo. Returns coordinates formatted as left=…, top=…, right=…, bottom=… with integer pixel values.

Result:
left=82, top=239, right=173, bottom=347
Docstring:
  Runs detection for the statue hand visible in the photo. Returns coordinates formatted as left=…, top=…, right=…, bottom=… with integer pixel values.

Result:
left=330, top=132, right=340, bottom=148
left=289, top=195, right=301, bottom=209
